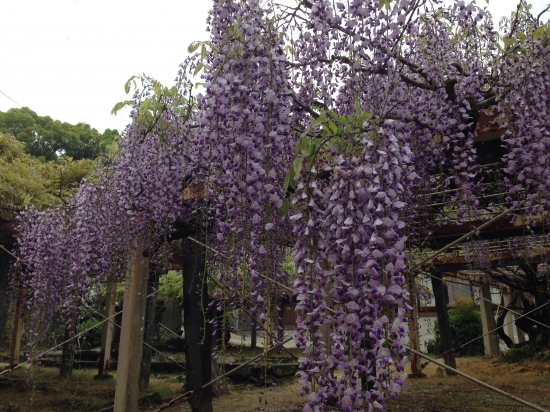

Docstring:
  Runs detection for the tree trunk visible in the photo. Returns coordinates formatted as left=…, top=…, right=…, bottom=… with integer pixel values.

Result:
left=60, top=322, right=77, bottom=378
left=182, top=238, right=213, bottom=412
left=430, top=271, right=457, bottom=375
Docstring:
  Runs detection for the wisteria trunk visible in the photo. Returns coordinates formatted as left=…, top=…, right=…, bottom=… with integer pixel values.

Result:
left=182, top=237, right=212, bottom=412
left=431, top=271, right=457, bottom=375
left=60, top=322, right=77, bottom=378
left=140, top=262, right=161, bottom=390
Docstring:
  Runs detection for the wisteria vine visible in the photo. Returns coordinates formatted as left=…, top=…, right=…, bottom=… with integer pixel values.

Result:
left=13, top=1, right=550, bottom=411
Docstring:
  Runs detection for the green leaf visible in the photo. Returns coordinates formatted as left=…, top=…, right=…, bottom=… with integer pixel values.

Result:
left=124, top=76, right=137, bottom=94
left=188, top=41, right=201, bottom=53
left=311, top=115, right=327, bottom=127
left=111, top=100, right=133, bottom=115
left=295, top=135, right=310, bottom=155
left=285, top=45, right=296, bottom=56
left=284, top=168, right=294, bottom=190
left=533, top=26, right=545, bottom=39
left=194, top=63, right=204, bottom=77
left=293, top=157, right=303, bottom=177
left=378, top=0, right=391, bottom=10
left=140, top=98, right=152, bottom=113
left=278, top=198, right=291, bottom=217
left=154, top=82, right=162, bottom=98
left=307, top=143, right=317, bottom=160
left=328, top=121, right=338, bottom=135
left=194, top=82, right=203, bottom=90
left=327, top=110, right=339, bottom=119
left=201, top=44, right=206, bottom=61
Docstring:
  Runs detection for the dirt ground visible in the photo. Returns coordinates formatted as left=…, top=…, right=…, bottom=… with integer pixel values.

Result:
left=1, top=357, right=550, bottom=411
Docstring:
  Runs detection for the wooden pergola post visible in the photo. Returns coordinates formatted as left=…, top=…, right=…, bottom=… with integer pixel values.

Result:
left=502, top=287, right=516, bottom=345
left=97, top=280, right=117, bottom=377
left=479, top=282, right=500, bottom=357
left=9, top=271, right=25, bottom=368
left=113, top=240, right=149, bottom=412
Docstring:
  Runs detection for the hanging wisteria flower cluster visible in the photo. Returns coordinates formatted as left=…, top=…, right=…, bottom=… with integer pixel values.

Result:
left=192, top=0, right=295, bottom=327
left=16, top=82, right=194, bottom=350
left=291, top=128, right=414, bottom=410
left=497, top=20, right=550, bottom=217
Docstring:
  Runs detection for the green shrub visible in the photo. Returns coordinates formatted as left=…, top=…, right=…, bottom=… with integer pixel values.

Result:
left=425, top=297, right=484, bottom=356
left=78, top=319, right=103, bottom=348
left=503, top=342, right=538, bottom=363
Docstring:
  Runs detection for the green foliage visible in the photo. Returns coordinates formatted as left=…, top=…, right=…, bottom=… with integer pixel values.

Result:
left=78, top=318, right=103, bottom=348
left=0, top=107, right=118, bottom=161
left=285, top=107, right=374, bottom=192
left=503, top=342, right=539, bottom=363
left=158, top=271, right=183, bottom=305
left=425, top=298, right=484, bottom=356
left=0, top=132, right=96, bottom=219
left=99, top=128, right=120, bottom=153
left=112, top=75, right=188, bottom=128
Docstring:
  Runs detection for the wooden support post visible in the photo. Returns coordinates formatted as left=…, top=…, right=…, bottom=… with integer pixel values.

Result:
left=517, top=324, right=526, bottom=343
left=502, top=288, right=516, bottom=345
left=430, top=271, right=457, bottom=375
left=0, top=248, right=14, bottom=347
left=513, top=290, right=527, bottom=343
left=182, top=238, right=213, bottom=412
left=9, top=272, right=25, bottom=368
left=250, top=324, right=257, bottom=349
left=277, top=299, right=285, bottom=354
left=114, top=240, right=149, bottom=412
left=140, top=262, right=161, bottom=390
left=97, top=280, right=117, bottom=377
left=479, top=283, right=500, bottom=357
left=407, top=273, right=422, bottom=375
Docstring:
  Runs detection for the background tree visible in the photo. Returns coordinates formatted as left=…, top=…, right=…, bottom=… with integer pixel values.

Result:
left=426, top=297, right=485, bottom=357
left=0, top=132, right=96, bottom=220
left=0, top=108, right=119, bottom=161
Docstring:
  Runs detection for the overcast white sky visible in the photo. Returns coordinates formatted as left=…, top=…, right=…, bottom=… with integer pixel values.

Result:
left=0, top=0, right=548, bottom=133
